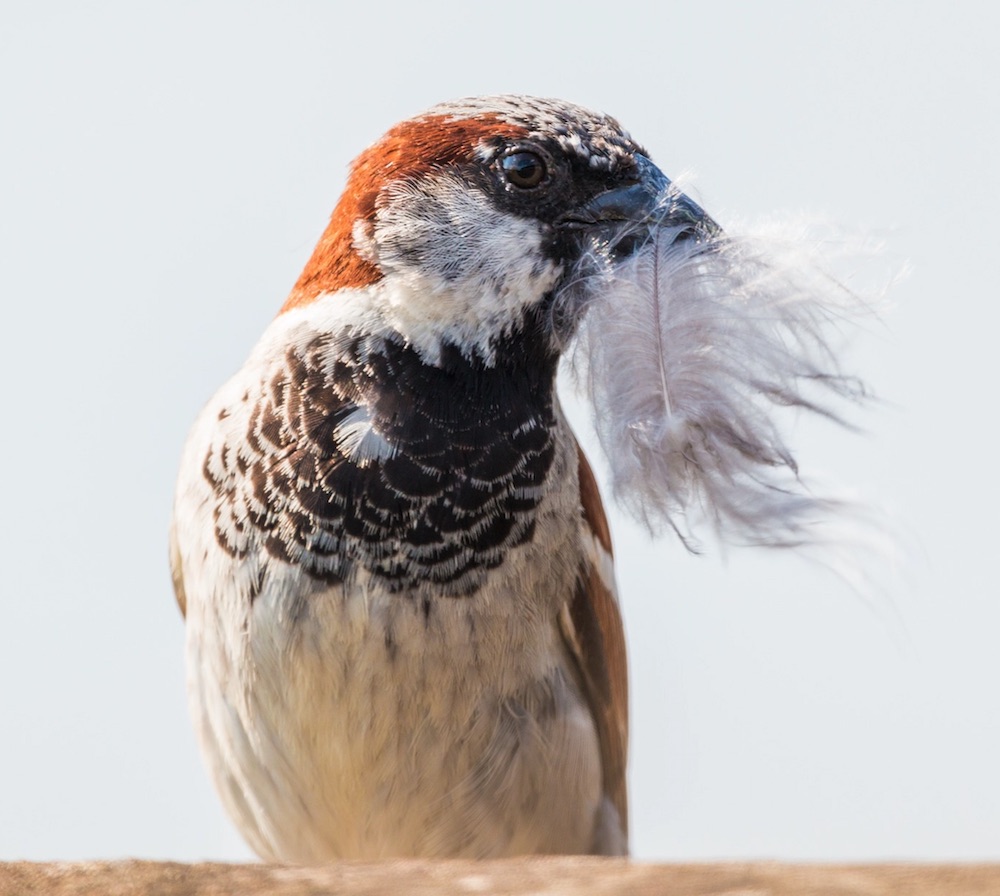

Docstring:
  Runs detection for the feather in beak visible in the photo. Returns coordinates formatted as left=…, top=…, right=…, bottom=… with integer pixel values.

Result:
left=560, top=196, right=887, bottom=553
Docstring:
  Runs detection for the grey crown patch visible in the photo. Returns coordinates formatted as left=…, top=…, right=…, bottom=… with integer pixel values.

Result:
left=426, top=95, right=642, bottom=173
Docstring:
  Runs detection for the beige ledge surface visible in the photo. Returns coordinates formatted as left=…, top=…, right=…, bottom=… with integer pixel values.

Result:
left=3, top=860, right=1000, bottom=896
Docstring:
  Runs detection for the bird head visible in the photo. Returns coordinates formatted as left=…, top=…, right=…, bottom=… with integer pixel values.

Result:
left=283, top=95, right=714, bottom=365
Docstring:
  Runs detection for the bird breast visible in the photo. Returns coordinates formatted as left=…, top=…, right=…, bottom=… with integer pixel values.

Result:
left=172, top=302, right=603, bottom=858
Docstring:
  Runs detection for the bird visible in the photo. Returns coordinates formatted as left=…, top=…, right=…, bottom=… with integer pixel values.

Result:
left=170, top=95, right=714, bottom=861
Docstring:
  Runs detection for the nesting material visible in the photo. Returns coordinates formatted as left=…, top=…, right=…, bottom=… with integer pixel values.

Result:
left=560, top=210, right=885, bottom=552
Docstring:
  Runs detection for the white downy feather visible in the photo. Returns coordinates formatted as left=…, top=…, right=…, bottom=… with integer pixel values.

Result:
left=559, top=207, right=890, bottom=553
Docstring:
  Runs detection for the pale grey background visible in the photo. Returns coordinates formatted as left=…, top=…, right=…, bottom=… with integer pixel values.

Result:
left=1, top=1, right=997, bottom=861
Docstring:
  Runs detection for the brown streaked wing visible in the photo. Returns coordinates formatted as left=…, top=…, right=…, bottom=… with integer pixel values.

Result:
left=169, top=519, right=187, bottom=618
left=560, top=445, right=629, bottom=839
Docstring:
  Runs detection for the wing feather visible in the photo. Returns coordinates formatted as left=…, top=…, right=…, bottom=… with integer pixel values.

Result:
left=169, top=518, right=187, bottom=618
left=560, top=445, right=629, bottom=847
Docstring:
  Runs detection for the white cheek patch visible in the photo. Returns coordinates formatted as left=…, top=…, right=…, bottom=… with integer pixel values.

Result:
left=352, top=218, right=378, bottom=265
left=369, top=176, right=563, bottom=364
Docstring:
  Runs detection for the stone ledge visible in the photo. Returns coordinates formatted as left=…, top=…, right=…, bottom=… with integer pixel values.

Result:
left=2, top=859, right=998, bottom=895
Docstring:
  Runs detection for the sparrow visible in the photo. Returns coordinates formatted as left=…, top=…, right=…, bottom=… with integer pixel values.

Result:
left=171, top=95, right=713, bottom=861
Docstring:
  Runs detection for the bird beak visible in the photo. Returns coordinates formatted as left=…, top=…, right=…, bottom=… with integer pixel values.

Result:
left=557, top=154, right=719, bottom=246
left=548, top=154, right=722, bottom=345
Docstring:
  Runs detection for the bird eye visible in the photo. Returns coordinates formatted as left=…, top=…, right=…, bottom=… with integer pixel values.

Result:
left=501, top=151, right=547, bottom=189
